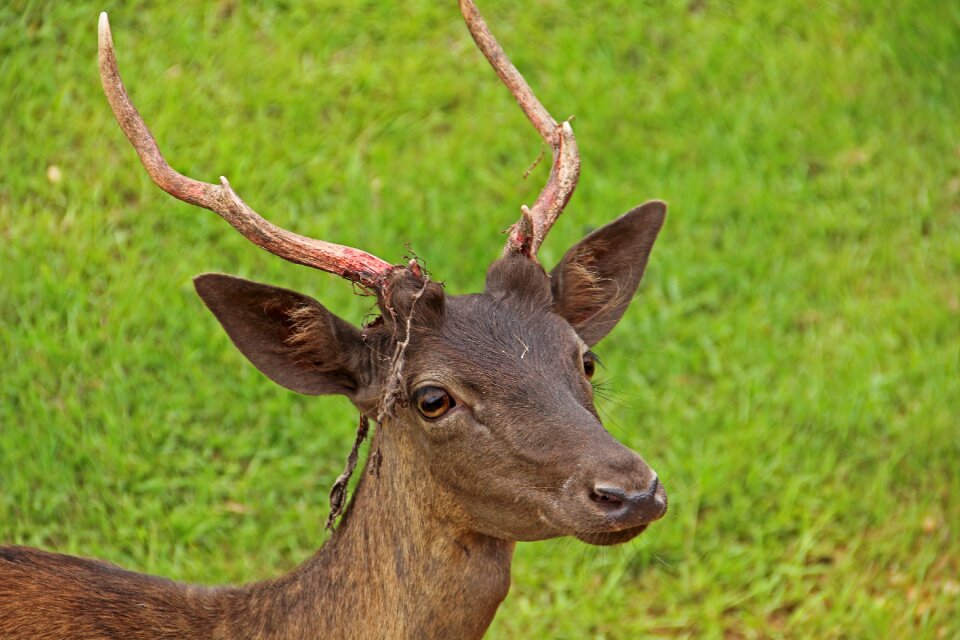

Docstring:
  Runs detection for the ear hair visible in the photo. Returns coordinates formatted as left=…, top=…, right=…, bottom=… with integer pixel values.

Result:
left=557, top=246, right=628, bottom=317
left=194, top=273, right=369, bottom=398
left=284, top=304, right=356, bottom=383
left=551, top=200, right=666, bottom=346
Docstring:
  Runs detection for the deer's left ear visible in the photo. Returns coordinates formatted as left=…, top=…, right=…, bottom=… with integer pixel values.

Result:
left=550, top=200, right=666, bottom=346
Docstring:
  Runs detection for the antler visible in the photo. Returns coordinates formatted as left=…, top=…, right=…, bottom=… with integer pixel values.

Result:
left=97, top=13, right=397, bottom=291
left=459, top=0, right=581, bottom=259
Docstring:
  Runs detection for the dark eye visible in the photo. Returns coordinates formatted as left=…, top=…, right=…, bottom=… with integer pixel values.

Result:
left=582, top=352, right=598, bottom=379
left=414, top=386, right=455, bottom=420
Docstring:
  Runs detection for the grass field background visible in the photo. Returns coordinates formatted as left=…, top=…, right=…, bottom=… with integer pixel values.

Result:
left=2, top=1, right=958, bottom=637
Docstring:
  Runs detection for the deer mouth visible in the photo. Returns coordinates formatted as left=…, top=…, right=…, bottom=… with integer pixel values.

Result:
left=574, top=524, right=650, bottom=546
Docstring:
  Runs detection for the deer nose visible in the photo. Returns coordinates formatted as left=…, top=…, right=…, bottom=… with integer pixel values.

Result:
left=589, top=475, right=667, bottom=525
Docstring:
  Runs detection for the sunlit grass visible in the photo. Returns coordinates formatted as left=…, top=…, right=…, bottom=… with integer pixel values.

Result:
left=2, top=0, right=958, bottom=637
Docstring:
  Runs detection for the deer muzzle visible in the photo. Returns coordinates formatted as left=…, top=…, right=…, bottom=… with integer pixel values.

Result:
left=557, top=438, right=667, bottom=545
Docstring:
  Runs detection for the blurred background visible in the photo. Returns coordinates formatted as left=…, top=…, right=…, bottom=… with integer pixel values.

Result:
left=1, top=0, right=957, bottom=637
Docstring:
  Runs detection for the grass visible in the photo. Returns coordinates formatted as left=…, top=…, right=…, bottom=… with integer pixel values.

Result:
left=2, top=0, right=958, bottom=637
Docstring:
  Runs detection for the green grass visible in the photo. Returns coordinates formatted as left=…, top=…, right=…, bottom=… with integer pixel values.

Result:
left=2, top=0, right=958, bottom=637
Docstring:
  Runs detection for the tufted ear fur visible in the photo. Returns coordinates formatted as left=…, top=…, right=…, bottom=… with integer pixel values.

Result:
left=550, top=200, right=666, bottom=346
left=193, top=273, right=369, bottom=398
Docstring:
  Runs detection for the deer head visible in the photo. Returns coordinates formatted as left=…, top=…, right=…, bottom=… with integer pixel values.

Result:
left=97, top=0, right=667, bottom=547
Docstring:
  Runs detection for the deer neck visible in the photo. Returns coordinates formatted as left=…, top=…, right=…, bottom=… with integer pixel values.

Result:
left=227, top=418, right=515, bottom=639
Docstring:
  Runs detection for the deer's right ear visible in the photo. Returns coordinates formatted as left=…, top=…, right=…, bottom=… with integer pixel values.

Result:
left=193, top=274, right=368, bottom=398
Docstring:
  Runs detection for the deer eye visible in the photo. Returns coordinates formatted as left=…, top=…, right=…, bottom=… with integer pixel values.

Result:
left=414, top=386, right=455, bottom=420
left=582, top=352, right=599, bottom=379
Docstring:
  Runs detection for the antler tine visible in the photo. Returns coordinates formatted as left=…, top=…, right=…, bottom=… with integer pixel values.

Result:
left=459, top=0, right=581, bottom=259
left=97, top=13, right=396, bottom=291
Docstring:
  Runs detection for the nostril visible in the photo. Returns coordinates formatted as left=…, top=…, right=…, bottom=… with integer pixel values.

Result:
left=590, top=485, right=627, bottom=509
left=589, top=477, right=666, bottom=524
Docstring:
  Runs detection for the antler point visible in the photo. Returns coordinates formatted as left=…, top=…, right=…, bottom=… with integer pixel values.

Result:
left=98, top=12, right=112, bottom=47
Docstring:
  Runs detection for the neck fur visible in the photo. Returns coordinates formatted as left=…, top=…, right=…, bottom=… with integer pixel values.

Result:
left=219, top=419, right=515, bottom=639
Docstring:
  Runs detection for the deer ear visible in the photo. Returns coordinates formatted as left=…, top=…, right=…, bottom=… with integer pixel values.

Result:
left=550, top=200, right=666, bottom=346
left=193, top=273, right=367, bottom=397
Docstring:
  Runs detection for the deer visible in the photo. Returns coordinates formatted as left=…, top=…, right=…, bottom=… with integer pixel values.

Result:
left=0, top=2, right=668, bottom=639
